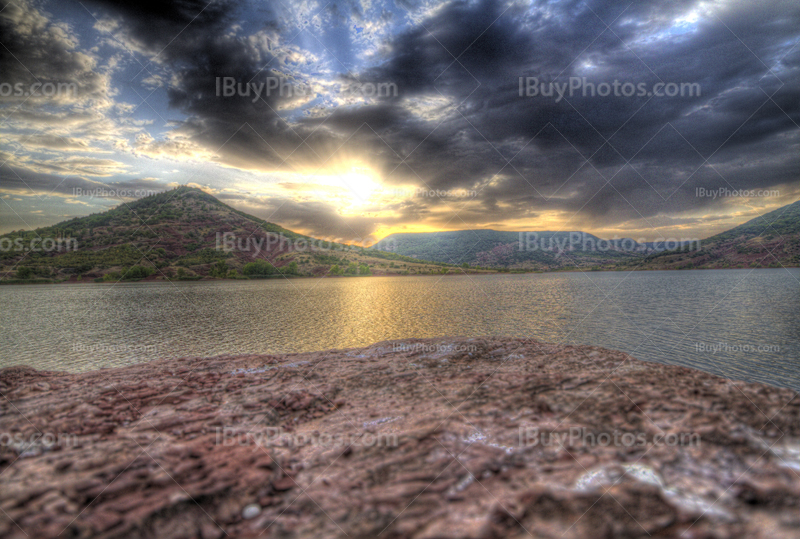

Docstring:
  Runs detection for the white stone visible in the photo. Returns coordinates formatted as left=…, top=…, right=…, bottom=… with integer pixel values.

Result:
left=242, top=503, right=261, bottom=520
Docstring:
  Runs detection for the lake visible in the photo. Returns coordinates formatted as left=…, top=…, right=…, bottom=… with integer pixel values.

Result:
left=1, top=269, right=798, bottom=390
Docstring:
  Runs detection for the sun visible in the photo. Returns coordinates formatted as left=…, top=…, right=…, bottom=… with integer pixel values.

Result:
left=334, top=168, right=383, bottom=206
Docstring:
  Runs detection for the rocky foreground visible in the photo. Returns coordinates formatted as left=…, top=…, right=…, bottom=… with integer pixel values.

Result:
left=1, top=338, right=798, bottom=538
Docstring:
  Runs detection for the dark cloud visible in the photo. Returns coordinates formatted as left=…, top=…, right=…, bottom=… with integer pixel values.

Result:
left=350, top=0, right=800, bottom=195
left=212, top=191, right=383, bottom=241
left=4, top=0, right=799, bottom=238
left=84, top=0, right=237, bottom=52
left=0, top=1, right=110, bottom=106
left=0, top=151, right=169, bottom=198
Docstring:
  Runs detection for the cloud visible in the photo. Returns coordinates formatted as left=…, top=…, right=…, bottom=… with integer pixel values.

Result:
left=0, top=148, right=170, bottom=199
left=0, top=134, right=110, bottom=153
left=106, top=1, right=798, bottom=228
left=3, top=0, right=799, bottom=238
left=0, top=0, right=112, bottom=108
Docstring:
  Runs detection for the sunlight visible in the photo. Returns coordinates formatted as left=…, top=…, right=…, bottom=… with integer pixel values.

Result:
left=335, top=169, right=383, bottom=205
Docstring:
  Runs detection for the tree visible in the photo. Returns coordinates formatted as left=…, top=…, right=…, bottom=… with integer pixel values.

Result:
left=122, top=265, right=154, bottom=280
left=358, top=264, right=371, bottom=275
left=330, top=264, right=341, bottom=275
left=283, top=261, right=299, bottom=275
left=102, top=271, right=122, bottom=282
left=211, top=260, right=229, bottom=278
left=243, top=259, right=275, bottom=276
left=16, top=267, right=33, bottom=279
left=345, top=263, right=358, bottom=275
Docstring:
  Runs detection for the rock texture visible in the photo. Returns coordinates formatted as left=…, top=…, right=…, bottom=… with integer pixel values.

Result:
left=1, top=337, right=798, bottom=538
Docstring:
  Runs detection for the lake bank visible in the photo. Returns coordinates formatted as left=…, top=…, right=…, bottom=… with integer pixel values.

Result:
left=1, top=337, right=797, bottom=538
left=4, top=262, right=798, bottom=286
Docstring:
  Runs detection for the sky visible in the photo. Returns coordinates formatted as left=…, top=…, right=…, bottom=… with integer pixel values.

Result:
left=1, top=0, right=798, bottom=243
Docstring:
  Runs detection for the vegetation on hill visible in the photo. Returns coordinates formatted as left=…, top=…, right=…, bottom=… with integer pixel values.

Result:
left=2, top=187, right=796, bottom=283
left=373, top=230, right=653, bottom=269
left=0, top=186, right=483, bottom=283
left=619, top=200, right=800, bottom=271
left=373, top=201, right=799, bottom=271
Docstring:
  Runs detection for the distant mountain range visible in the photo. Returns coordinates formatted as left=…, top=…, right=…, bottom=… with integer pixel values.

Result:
left=372, top=200, right=800, bottom=271
left=2, top=189, right=797, bottom=283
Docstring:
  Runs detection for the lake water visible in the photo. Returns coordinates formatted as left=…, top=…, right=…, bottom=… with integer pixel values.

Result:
left=1, top=269, right=798, bottom=390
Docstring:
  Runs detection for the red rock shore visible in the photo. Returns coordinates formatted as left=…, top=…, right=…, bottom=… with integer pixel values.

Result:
left=1, top=337, right=798, bottom=538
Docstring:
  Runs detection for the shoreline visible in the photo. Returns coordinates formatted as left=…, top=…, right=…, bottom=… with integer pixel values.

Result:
left=1, top=337, right=797, bottom=538
left=1, top=264, right=797, bottom=285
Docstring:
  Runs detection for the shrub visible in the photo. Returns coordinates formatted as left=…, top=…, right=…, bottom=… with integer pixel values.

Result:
left=102, top=271, right=122, bottom=282
left=313, top=253, right=344, bottom=265
left=243, top=259, right=276, bottom=276
left=122, top=265, right=154, bottom=280
left=282, top=261, right=299, bottom=275
left=210, top=260, right=229, bottom=278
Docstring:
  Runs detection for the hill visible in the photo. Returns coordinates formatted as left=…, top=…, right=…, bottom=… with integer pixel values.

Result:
left=372, top=230, right=674, bottom=270
left=372, top=200, right=800, bottom=271
left=621, top=200, right=800, bottom=270
left=3, top=190, right=796, bottom=282
left=0, top=187, right=481, bottom=283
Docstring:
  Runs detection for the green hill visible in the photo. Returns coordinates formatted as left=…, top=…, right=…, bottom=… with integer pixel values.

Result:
left=372, top=200, right=800, bottom=271
left=622, top=200, right=800, bottom=270
left=4, top=189, right=796, bottom=282
left=0, top=187, right=470, bottom=283
left=372, top=229, right=648, bottom=269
